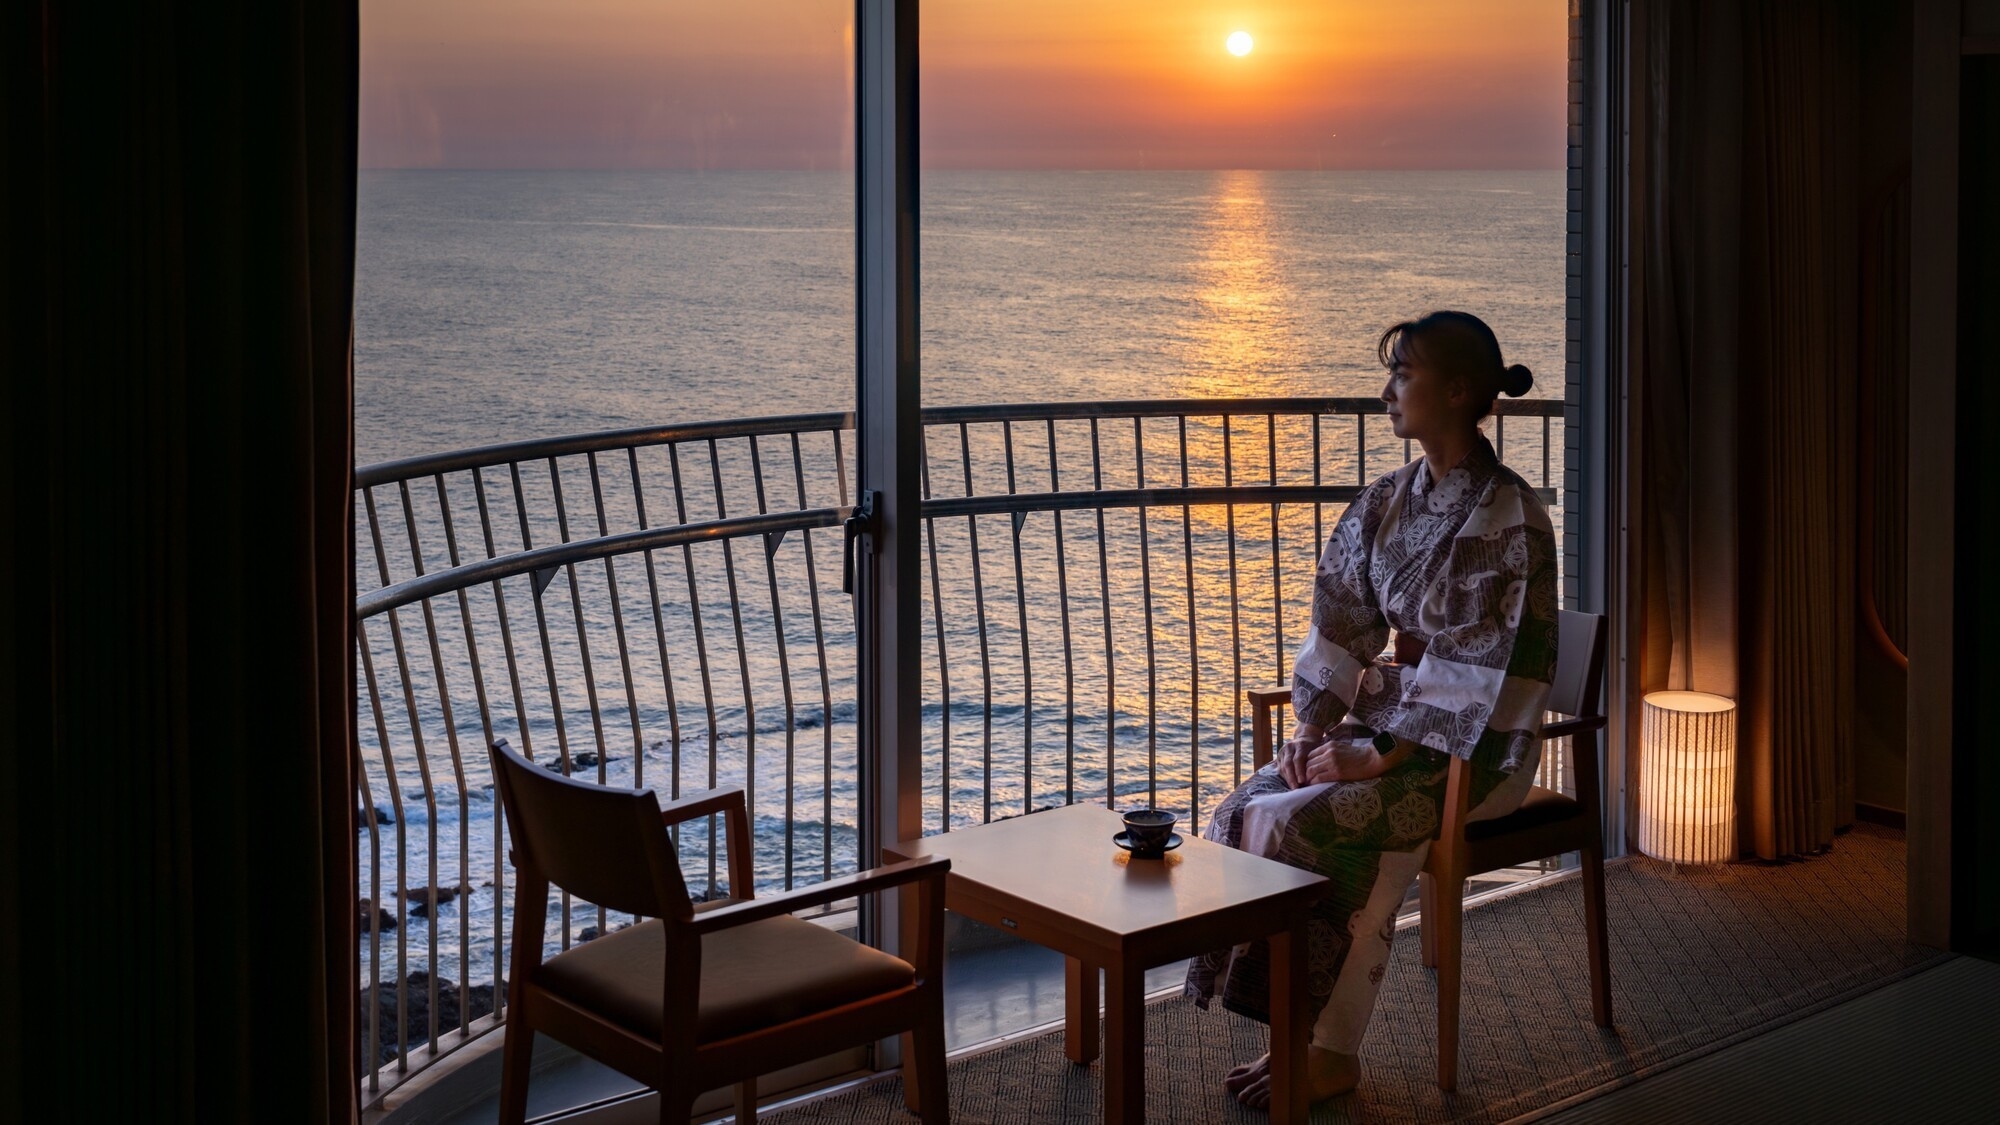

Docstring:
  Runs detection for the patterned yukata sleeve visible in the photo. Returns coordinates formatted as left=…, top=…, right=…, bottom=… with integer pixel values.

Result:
left=1381, top=480, right=1559, bottom=769
left=1291, top=477, right=1394, bottom=731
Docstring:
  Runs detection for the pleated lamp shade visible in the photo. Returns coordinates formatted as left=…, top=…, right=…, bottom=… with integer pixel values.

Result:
left=1637, top=691, right=1738, bottom=864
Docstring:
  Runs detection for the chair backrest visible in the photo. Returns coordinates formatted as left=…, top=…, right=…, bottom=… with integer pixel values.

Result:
left=1548, top=611, right=1609, bottom=720
left=489, top=739, right=688, bottom=919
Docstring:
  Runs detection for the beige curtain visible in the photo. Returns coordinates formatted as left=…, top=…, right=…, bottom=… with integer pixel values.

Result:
left=1635, top=0, right=1858, bottom=860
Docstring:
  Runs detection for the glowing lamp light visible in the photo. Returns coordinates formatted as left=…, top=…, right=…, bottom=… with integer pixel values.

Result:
left=1636, top=691, right=1737, bottom=865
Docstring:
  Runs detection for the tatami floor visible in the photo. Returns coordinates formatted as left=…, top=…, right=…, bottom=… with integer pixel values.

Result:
left=1527, top=954, right=1999, bottom=1125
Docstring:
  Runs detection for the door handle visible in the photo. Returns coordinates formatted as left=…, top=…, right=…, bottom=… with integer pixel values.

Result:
left=842, top=490, right=879, bottom=595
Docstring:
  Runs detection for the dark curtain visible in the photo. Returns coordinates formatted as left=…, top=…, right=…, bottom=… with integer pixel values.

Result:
left=1635, top=0, right=1859, bottom=859
left=5, top=4, right=358, bottom=1121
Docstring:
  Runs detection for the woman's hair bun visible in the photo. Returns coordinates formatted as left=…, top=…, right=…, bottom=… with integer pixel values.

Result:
left=1501, top=363, right=1534, bottom=398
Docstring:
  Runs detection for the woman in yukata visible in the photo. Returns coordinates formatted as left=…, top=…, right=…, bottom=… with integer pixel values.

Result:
left=1188, top=310, right=1560, bottom=1108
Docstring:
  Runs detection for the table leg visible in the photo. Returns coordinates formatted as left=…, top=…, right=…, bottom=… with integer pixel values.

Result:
left=1268, top=919, right=1310, bottom=1125
left=1103, top=960, right=1146, bottom=1124
left=1064, top=956, right=1099, bottom=1064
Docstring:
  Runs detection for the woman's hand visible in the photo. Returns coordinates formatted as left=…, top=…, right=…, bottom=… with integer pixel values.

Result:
left=1302, top=736, right=1413, bottom=784
left=1274, top=721, right=1326, bottom=787
left=1274, top=733, right=1318, bottom=788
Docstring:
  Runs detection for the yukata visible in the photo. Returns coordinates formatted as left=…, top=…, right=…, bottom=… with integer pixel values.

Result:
left=1186, top=435, right=1558, bottom=1054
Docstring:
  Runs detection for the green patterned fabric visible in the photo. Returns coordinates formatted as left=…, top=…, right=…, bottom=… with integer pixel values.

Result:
left=1189, top=439, right=1557, bottom=1037
left=1184, top=745, right=1507, bottom=1028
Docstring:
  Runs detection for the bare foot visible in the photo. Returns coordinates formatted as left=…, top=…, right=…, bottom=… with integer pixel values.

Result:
left=1224, top=1054, right=1265, bottom=1095
left=1229, top=1048, right=1361, bottom=1110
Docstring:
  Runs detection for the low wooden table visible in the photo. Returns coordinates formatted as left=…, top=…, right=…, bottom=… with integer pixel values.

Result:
left=887, top=804, right=1329, bottom=1124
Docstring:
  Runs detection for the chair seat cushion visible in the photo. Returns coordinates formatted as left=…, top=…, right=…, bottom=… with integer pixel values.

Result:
left=536, top=913, right=915, bottom=1043
left=1464, top=785, right=1584, bottom=841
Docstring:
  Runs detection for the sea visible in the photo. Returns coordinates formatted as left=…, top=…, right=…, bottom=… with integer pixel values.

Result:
left=356, top=169, right=1565, bottom=460
left=352, top=168, right=1567, bottom=994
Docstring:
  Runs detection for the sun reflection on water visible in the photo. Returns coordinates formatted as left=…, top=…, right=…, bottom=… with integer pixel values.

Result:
left=1176, top=170, right=1302, bottom=401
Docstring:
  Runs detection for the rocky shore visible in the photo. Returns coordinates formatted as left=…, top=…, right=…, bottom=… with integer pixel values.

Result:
left=358, top=972, right=499, bottom=1066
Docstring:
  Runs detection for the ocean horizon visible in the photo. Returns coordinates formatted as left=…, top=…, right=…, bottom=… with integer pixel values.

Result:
left=357, top=168, right=1565, bottom=463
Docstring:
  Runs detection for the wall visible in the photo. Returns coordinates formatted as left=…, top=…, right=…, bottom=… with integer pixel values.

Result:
left=1853, top=1, right=1915, bottom=817
left=1955, top=49, right=2000, bottom=949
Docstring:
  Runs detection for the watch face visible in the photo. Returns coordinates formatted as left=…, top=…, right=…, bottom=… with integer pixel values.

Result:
left=1372, top=730, right=1399, bottom=754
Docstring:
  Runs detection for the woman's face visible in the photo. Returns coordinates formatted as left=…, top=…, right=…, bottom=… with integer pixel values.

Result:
left=1380, top=346, right=1470, bottom=442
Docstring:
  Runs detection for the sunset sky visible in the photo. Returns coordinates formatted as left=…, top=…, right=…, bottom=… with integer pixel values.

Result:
left=360, top=1, right=1565, bottom=170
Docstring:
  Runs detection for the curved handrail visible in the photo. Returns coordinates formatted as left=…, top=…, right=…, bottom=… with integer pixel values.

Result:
left=354, top=411, right=855, bottom=489
left=925, top=484, right=1368, bottom=519
left=356, top=506, right=849, bottom=619
left=355, top=483, right=1499, bottom=619
left=921, top=395, right=1560, bottom=425
left=923, top=482, right=1557, bottom=520
left=353, top=397, right=1565, bottom=490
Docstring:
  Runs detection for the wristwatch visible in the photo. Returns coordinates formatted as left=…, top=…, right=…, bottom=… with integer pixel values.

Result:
left=1371, top=730, right=1400, bottom=755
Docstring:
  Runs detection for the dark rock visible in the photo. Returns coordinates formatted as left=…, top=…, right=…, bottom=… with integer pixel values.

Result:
left=358, top=899, right=397, bottom=933
left=538, top=752, right=622, bottom=774
left=577, top=922, right=634, bottom=944
left=688, top=884, right=736, bottom=907
left=356, top=806, right=394, bottom=827
left=401, top=884, right=468, bottom=917
left=358, top=972, right=501, bottom=1067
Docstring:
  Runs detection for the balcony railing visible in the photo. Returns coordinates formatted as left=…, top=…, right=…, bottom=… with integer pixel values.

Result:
left=351, top=396, right=1565, bottom=1104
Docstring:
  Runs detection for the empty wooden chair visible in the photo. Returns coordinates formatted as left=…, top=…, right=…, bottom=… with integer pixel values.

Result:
left=1249, top=609, right=1613, bottom=1091
left=488, top=739, right=951, bottom=1124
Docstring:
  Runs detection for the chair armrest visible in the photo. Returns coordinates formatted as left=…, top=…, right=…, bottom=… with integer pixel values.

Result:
left=1247, top=686, right=1291, bottom=708
left=660, top=787, right=752, bottom=898
left=659, top=786, right=746, bottom=826
left=1540, top=714, right=1609, bottom=816
left=1247, top=685, right=1290, bottom=770
left=686, top=855, right=950, bottom=936
left=1541, top=715, right=1607, bottom=740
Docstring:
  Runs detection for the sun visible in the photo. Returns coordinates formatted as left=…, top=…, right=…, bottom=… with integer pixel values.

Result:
left=1226, top=30, right=1254, bottom=57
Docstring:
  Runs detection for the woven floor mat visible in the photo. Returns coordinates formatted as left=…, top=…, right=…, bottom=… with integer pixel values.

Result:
left=765, top=825, right=1939, bottom=1124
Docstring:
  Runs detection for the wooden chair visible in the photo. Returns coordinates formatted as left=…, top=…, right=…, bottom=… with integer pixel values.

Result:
left=1248, top=610, right=1612, bottom=1091
left=488, top=739, right=951, bottom=1124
